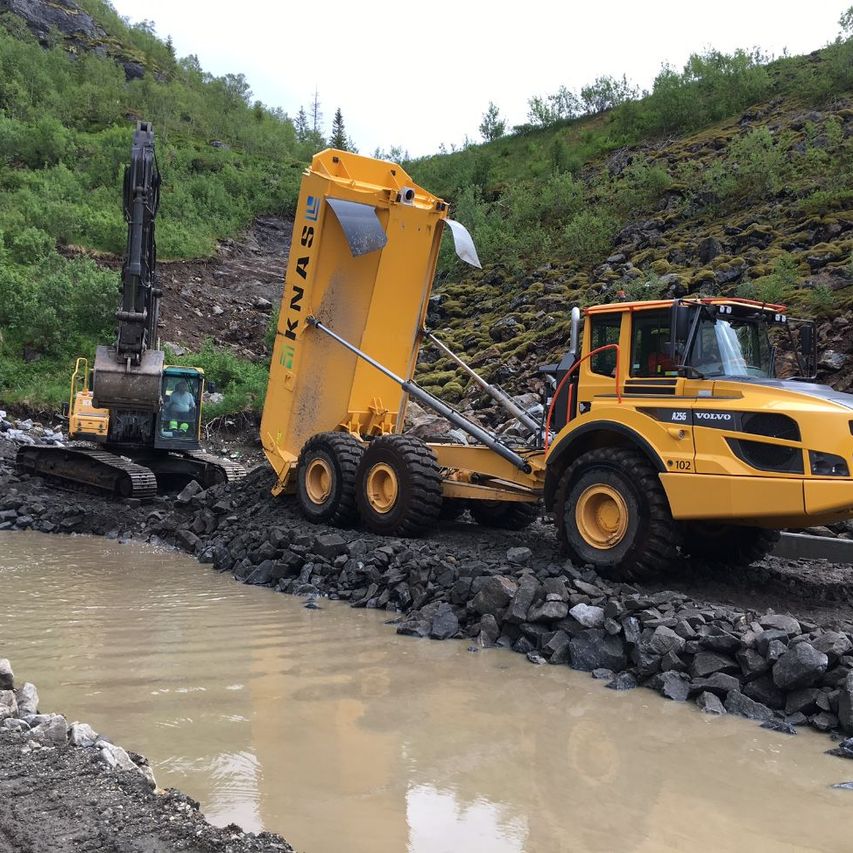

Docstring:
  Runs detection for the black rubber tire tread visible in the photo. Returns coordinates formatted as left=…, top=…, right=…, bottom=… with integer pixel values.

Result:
left=554, top=447, right=680, bottom=580
left=469, top=500, right=539, bottom=530
left=355, top=435, right=443, bottom=537
left=679, top=523, right=781, bottom=565
left=296, top=432, right=364, bottom=527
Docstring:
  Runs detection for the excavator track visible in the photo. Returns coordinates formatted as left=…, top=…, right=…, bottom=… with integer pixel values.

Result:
left=16, top=445, right=158, bottom=500
left=182, top=450, right=246, bottom=484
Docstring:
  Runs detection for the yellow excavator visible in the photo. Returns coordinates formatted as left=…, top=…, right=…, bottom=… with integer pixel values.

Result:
left=258, top=149, right=853, bottom=579
left=16, top=123, right=244, bottom=497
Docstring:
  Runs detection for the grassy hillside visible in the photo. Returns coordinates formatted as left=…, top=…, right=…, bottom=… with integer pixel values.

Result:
left=0, top=1, right=851, bottom=422
left=0, top=0, right=305, bottom=410
left=406, top=32, right=853, bottom=404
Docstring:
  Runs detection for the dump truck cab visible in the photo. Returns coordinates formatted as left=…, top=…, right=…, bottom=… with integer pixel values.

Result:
left=543, top=296, right=853, bottom=577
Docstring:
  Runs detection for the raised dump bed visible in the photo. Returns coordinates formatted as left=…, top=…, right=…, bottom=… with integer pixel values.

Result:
left=260, top=150, right=544, bottom=536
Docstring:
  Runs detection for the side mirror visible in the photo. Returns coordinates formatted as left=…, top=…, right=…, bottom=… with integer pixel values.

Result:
left=799, top=323, right=814, bottom=356
left=799, top=323, right=817, bottom=378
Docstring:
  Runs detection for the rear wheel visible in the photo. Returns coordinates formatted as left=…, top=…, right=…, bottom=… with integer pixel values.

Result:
left=679, top=522, right=780, bottom=565
left=555, top=447, right=679, bottom=580
left=296, top=432, right=364, bottom=526
left=356, top=435, right=442, bottom=537
left=469, top=500, right=539, bottom=530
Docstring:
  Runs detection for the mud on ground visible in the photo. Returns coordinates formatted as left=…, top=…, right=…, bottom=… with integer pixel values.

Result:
left=0, top=729, right=290, bottom=853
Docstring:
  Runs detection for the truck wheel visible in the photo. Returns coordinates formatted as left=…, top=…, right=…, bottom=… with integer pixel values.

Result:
left=555, top=447, right=679, bottom=580
left=356, top=435, right=442, bottom=537
left=296, top=432, right=364, bottom=526
left=469, top=500, right=539, bottom=530
left=680, top=523, right=780, bottom=565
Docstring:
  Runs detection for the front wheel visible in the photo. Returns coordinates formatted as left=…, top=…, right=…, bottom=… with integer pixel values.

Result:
left=679, top=522, right=780, bottom=565
left=554, top=447, right=679, bottom=580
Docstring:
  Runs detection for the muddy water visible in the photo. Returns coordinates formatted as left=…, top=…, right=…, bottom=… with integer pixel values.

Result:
left=2, top=532, right=853, bottom=852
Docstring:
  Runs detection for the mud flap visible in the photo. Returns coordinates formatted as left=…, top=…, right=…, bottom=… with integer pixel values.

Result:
left=326, top=198, right=388, bottom=257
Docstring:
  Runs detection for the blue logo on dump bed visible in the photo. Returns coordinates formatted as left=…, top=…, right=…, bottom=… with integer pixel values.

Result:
left=305, top=195, right=320, bottom=221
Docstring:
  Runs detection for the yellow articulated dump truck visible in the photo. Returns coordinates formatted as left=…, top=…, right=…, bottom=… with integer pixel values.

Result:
left=261, top=149, right=853, bottom=579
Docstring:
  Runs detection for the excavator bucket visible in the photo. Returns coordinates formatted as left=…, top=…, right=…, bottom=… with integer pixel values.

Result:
left=92, top=345, right=164, bottom=411
left=261, top=150, right=473, bottom=489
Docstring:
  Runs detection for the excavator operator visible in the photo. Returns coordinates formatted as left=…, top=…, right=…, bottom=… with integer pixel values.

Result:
left=163, top=380, right=196, bottom=436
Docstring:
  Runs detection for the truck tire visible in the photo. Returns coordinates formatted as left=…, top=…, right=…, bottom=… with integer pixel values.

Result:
left=296, top=432, right=364, bottom=526
left=679, top=523, right=780, bottom=565
left=355, top=435, right=442, bottom=537
left=469, top=500, right=539, bottom=530
left=555, top=447, right=679, bottom=580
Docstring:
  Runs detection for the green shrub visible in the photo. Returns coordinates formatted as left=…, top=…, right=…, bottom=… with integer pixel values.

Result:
left=168, top=340, right=269, bottom=416
left=562, top=210, right=617, bottom=266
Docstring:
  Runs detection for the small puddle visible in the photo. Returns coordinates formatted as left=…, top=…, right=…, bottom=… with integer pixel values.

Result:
left=1, top=531, right=852, bottom=852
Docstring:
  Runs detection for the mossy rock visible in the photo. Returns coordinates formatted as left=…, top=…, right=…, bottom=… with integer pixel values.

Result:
left=651, top=259, right=671, bottom=274
left=692, top=269, right=717, bottom=285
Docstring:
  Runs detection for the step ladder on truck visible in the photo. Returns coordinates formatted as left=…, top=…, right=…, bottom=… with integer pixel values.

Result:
left=260, top=149, right=853, bottom=580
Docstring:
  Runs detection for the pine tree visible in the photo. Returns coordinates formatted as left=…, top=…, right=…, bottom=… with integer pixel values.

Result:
left=294, top=106, right=309, bottom=142
left=330, top=107, right=350, bottom=150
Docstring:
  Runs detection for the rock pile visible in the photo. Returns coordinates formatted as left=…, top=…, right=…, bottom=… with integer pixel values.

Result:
left=0, top=410, right=65, bottom=448
left=0, top=656, right=156, bottom=785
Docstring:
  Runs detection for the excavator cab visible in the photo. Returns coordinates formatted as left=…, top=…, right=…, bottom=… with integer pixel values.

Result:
left=155, top=367, right=204, bottom=449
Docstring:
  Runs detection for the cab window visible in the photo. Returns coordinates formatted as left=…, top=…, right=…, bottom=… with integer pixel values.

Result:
left=589, top=313, right=622, bottom=376
left=631, top=310, right=676, bottom=377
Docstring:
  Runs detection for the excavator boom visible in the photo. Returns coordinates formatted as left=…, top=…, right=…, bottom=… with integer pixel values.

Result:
left=92, top=121, right=164, bottom=412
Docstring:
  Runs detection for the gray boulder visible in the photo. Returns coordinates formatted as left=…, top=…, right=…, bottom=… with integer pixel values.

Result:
left=29, top=714, right=68, bottom=746
left=69, top=722, right=98, bottom=747
left=15, top=682, right=38, bottom=716
left=472, top=576, right=517, bottom=616
left=837, top=671, right=853, bottom=734
left=568, top=630, right=627, bottom=672
left=506, top=574, right=539, bottom=623
left=772, top=643, right=828, bottom=690
left=429, top=603, right=459, bottom=640
left=0, top=690, right=17, bottom=721
left=691, top=651, right=738, bottom=678
left=98, top=740, right=138, bottom=772
left=724, top=690, right=774, bottom=722
left=650, top=625, right=685, bottom=656
left=759, top=614, right=801, bottom=637
left=696, top=691, right=726, bottom=715
left=657, top=671, right=690, bottom=701
left=0, top=659, right=13, bottom=690
left=569, top=603, right=605, bottom=628
left=506, top=547, right=532, bottom=565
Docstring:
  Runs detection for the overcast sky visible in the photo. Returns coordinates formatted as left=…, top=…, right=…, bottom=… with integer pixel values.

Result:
left=111, top=0, right=849, bottom=157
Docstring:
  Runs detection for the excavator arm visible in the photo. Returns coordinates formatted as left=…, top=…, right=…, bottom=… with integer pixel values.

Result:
left=92, top=122, right=164, bottom=412
left=116, top=121, right=161, bottom=363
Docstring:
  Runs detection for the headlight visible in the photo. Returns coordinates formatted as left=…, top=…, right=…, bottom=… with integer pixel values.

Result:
left=809, top=450, right=850, bottom=477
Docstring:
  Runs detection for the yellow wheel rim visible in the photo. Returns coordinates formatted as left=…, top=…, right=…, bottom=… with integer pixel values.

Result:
left=365, top=463, right=399, bottom=514
left=575, top=484, right=629, bottom=550
left=305, top=458, right=333, bottom=505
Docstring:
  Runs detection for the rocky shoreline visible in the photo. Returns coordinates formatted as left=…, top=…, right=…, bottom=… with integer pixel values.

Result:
left=4, top=449, right=853, bottom=750
left=0, top=658, right=291, bottom=853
